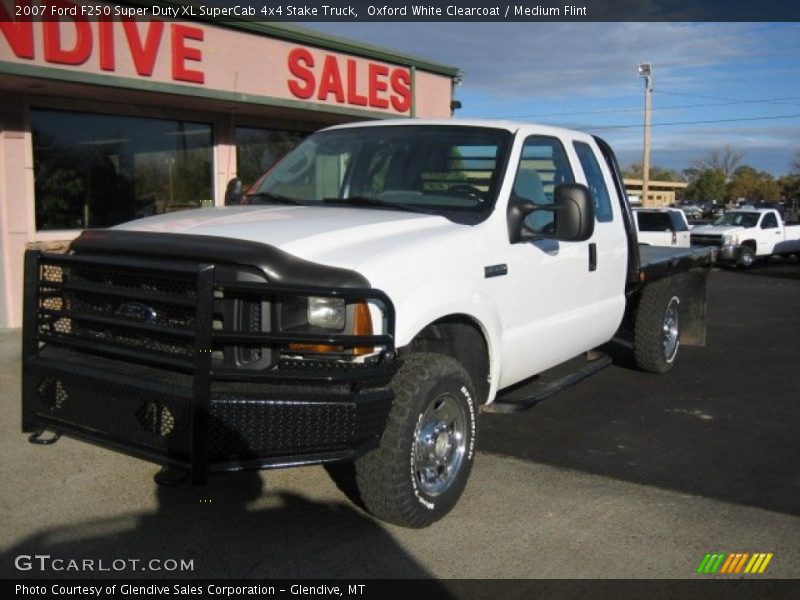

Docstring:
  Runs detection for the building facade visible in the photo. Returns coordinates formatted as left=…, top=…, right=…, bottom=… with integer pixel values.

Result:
left=624, top=178, right=689, bottom=207
left=0, top=1, right=458, bottom=327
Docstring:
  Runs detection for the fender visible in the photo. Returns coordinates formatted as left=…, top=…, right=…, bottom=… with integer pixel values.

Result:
left=740, top=239, right=758, bottom=254
left=391, top=286, right=505, bottom=403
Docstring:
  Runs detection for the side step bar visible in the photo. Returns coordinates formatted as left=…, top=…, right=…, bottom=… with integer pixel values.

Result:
left=484, top=351, right=612, bottom=414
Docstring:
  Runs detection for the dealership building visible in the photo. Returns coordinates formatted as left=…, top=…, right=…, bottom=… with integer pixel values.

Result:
left=0, top=2, right=458, bottom=327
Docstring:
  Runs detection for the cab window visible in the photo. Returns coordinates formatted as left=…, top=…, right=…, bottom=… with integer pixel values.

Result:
left=512, top=136, right=574, bottom=234
left=573, top=141, right=613, bottom=223
left=636, top=212, right=672, bottom=232
left=761, top=213, right=779, bottom=229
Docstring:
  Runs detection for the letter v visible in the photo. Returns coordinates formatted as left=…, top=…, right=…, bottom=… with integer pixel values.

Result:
left=122, top=19, right=164, bottom=76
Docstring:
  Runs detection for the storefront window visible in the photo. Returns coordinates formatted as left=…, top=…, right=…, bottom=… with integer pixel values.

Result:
left=32, top=109, right=213, bottom=231
left=235, top=127, right=307, bottom=187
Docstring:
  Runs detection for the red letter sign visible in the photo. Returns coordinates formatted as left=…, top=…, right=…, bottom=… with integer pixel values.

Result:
left=43, top=1, right=92, bottom=65
left=0, top=0, right=34, bottom=59
left=287, top=47, right=315, bottom=99
left=124, top=20, right=165, bottom=77
left=171, top=24, right=204, bottom=84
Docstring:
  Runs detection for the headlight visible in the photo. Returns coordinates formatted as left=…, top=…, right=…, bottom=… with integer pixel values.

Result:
left=285, top=299, right=374, bottom=356
left=307, top=296, right=345, bottom=330
left=722, top=233, right=739, bottom=245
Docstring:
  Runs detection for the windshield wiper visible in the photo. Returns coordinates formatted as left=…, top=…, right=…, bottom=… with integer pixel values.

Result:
left=245, top=192, right=303, bottom=205
left=322, top=196, right=426, bottom=214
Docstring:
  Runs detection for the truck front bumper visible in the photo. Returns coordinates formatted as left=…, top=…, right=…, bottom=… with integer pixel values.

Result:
left=717, top=244, right=745, bottom=264
left=22, top=245, right=397, bottom=483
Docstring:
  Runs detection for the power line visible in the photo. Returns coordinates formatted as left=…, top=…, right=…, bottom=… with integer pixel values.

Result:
left=501, top=100, right=774, bottom=119
left=579, top=113, right=800, bottom=131
left=495, top=92, right=800, bottom=120
left=657, top=90, right=800, bottom=107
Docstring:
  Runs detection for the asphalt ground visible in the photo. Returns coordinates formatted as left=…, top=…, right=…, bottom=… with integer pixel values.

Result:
left=1, top=258, right=799, bottom=580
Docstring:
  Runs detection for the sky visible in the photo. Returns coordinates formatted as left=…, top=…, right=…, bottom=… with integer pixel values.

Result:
left=298, top=22, right=800, bottom=176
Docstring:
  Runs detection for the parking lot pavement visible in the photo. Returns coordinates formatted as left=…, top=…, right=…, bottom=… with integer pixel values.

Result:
left=1, top=260, right=799, bottom=579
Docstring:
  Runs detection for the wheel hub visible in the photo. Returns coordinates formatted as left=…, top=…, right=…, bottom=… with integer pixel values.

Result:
left=661, top=297, right=680, bottom=363
left=413, top=393, right=467, bottom=496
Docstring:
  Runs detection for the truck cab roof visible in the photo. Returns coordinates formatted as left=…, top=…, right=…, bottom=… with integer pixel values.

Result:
left=323, top=118, right=594, bottom=140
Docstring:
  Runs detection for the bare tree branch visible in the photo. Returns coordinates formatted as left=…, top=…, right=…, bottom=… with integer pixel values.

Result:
left=690, top=146, right=745, bottom=180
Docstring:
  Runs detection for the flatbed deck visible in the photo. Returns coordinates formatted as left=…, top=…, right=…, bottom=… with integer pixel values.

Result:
left=637, top=244, right=717, bottom=282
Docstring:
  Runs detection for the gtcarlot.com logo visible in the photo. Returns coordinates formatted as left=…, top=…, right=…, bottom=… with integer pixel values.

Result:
left=14, top=554, right=194, bottom=573
left=697, top=552, right=773, bottom=575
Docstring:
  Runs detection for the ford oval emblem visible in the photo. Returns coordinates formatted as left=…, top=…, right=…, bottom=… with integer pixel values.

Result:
left=117, top=302, right=158, bottom=323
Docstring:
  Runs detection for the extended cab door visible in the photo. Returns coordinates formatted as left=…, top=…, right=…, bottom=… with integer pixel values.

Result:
left=758, top=211, right=783, bottom=255
left=492, top=133, right=608, bottom=388
left=571, top=139, right=628, bottom=343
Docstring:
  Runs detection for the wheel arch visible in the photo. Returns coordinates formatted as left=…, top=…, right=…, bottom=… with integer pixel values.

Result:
left=403, top=314, right=493, bottom=405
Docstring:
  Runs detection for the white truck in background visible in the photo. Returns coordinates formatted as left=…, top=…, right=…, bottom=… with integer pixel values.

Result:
left=22, top=120, right=715, bottom=527
left=633, top=208, right=691, bottom=248
left=690, top=208, right=800, bottom=267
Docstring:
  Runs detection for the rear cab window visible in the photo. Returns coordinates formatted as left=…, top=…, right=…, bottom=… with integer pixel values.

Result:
left=573, top=141, right=614, bottom=223
left=636, top=212, right=673, bottom=232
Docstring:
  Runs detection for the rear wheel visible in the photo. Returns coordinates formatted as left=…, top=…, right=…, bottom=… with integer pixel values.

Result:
left=352, top=353, right=478, bottom=528
left=634, top=280, right=681, bottom=374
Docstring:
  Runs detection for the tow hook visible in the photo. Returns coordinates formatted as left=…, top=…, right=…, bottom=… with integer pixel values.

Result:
left=28, top=430, right=61, bottom=445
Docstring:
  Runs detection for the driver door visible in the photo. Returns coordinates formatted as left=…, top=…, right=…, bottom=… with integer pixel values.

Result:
left=492, top=134, right=600, bottom=388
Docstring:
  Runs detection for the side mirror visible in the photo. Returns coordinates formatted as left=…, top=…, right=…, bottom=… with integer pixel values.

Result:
left=508, top=183, right=595, bottom=243
left=551, top=183, right=595, bottom=241
left=224, top=177, right=243, bottom=205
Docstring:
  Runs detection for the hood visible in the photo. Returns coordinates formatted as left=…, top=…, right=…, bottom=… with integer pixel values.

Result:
left=114, top=205, right=460, bottom=270
left=690, top=224, right=745, bottom=236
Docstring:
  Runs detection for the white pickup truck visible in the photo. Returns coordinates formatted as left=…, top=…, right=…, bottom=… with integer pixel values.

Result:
left=690, top=208, right=800, bottom=267
left=22, top=120, right=715, bottom=527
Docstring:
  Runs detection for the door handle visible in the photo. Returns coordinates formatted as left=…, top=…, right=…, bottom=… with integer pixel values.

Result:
left=589, top=243, right=597, bottom=272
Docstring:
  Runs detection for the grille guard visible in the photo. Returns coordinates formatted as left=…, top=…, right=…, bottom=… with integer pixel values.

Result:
left=21, top=249, right=398, bottom=483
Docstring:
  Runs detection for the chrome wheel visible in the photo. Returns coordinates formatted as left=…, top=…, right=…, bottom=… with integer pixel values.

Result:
left=662, top=296, right=680, bottom=363
left=413, top=392, right=467, bottom=496
left=741, top=249, right=755, bottom=267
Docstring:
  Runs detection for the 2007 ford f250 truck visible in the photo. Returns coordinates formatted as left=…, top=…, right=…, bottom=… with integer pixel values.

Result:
left=22, top=120, right=715, bottom=527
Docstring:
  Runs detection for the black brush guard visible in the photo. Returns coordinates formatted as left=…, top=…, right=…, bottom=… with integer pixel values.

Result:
left=21, top=250, right=397, bottom=484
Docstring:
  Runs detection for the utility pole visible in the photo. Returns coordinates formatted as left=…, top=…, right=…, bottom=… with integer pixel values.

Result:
left=638, top=63, right=653, bottom=207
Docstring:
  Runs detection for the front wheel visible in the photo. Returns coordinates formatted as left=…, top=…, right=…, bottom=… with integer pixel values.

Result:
left=353, top=353, right=478, bottom=528
left=739, top=246, right=756, bottom=269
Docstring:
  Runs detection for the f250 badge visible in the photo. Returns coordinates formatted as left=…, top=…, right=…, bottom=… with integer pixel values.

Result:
left=116, top=302, right=158, bottom=323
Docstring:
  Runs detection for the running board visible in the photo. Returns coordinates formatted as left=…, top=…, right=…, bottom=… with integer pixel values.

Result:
left=484, top=351, right=612, bottom=414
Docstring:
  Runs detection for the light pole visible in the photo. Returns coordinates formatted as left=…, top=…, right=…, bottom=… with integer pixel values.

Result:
left=638, top=63, right=653, bottom=207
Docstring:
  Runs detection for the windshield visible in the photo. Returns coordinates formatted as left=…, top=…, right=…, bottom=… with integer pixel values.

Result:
left=250, top=125, right=512, bottom=222
left=713, top=211, right=759, bottom=228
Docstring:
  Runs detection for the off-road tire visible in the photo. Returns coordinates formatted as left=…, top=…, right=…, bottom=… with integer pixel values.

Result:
left=353, top=352, right=478, bottom=528
left=634, top=279, right=681, bottom=374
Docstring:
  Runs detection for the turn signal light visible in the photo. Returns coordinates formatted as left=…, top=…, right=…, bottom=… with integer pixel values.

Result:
left=352, top=301, right=373, bottom=356
left=288, top=301, right=373, bottom=355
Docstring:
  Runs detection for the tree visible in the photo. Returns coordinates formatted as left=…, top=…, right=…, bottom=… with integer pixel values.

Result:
left=690, top=146, right=745, bottom=181
left=622, top=162, right=684, bottom=182
left=685, top=169, right=726, bottom=201
left=779, top=175, right=800, bottom=212
left=791, top=149, right=800, bottom=175
left=681, top=167, right=701, bottom=184
left=726, top=166, right=781, bottom=203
